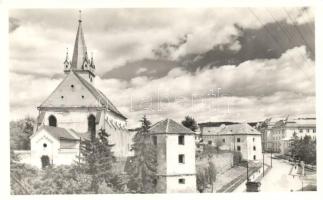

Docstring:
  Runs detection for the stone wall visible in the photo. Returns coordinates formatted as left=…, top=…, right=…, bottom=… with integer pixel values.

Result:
left=196, top=151, right=234, bottom=174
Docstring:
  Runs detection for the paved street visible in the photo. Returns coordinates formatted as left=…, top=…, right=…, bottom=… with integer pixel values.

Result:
left=259, top=154, right=303, bottom=192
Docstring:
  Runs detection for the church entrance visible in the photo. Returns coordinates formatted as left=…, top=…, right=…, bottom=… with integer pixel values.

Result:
left=41, top=155, right=50, bottom=169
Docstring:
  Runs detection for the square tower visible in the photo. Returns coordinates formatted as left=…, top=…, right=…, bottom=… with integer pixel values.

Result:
left=149, top=119, right=196, bottom=193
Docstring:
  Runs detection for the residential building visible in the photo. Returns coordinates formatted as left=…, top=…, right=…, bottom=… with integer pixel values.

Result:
left=149, top=119, right=196, bottom=193
left=199, top=123, right=262, bottom=161
left=268, top=116, right=316, bottom=155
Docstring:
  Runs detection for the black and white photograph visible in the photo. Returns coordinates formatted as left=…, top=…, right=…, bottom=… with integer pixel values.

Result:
left=3, top=1, right=319, bottom=196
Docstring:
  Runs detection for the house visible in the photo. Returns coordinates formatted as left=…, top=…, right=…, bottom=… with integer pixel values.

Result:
left=199, top=123, right=262, bottom=161
left=149, top=119, right=197, bottom=193
left=24, top=14, right=132, bottom=168
left=267, top=115, right=316, bottom=155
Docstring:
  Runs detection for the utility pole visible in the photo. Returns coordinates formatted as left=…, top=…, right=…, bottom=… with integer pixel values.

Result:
left=247, top=161, right=249, bottom=181
left=263, top=152, right=265, bottom=177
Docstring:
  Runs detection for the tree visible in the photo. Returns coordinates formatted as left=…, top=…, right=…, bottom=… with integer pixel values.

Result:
left=290, top=133, right=316, bottom=165
left=10, top=117, right=35, bottom=150
left=78, top=128, right=116, bottom=194
left=196, top=161, right=217, bottom=193
left=181, top=116, right=198, bottom=132
left=128, top=115, right=157, bottom=193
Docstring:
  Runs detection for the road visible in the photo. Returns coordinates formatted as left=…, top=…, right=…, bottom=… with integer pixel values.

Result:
left=259, top=154, right=303, bottom=192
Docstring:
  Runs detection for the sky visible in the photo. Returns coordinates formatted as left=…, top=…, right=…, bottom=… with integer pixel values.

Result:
left=9, top=8, right=315, bottom=128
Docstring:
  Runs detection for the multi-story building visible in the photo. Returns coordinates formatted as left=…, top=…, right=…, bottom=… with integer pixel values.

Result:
left=267, top=116, right=316, bottom=155
left=199, top=123, right=262, bottom=161
left=149, top=119, right=196, bottom=193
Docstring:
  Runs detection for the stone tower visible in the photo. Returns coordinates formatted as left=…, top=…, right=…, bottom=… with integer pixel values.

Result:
left=148, top=119, right=196, bottom=193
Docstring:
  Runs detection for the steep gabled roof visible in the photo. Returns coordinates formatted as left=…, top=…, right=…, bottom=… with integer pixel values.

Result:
left=73, top=72, right=126, bottom=119
left=149, top=119, right=195, bottom=135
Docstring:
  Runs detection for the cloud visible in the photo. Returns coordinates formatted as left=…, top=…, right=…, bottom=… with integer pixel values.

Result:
left=94, top=46, right=315, bottom=127
left=9, top=8, right=315, bottom=127
left=10, top=8, right=314, bottom=78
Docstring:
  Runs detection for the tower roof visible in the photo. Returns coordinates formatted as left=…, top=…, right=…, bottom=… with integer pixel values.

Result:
left=71, top=11, right=89, bottom=70
left=149, top=119, right=195, bottom=135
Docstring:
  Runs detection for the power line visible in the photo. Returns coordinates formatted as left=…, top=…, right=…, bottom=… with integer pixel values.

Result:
left=283, top=7, right=315, bottom=56
left=265, top=8, right=314, bottom=73
left=248, top=8, right=313, bottom=81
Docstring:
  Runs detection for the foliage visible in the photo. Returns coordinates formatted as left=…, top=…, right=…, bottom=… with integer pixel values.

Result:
left=78, top=128, right=116, bottom=193
left=290, top=134, right=316, bottom=165
left=10, top=117, right=35, bottom=150
left=196, top=161, right=217, bottom=193
left=128, top=115, right=157, bottom=193
left=233, top=151, right=242, bottom=165
left=181, top=116, right=198, bottom=132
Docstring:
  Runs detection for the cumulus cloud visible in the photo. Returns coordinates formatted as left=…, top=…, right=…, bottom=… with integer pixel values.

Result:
left=93, top=46, right=314, bottom=127
left=9, top=8, right=315, bottom=127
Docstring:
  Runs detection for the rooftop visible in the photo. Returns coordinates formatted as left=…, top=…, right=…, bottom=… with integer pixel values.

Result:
left=149, top=119, right=195, bottom=135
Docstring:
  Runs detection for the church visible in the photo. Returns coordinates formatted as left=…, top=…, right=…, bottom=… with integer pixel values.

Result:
left=28, top=14, right=133, bottom=169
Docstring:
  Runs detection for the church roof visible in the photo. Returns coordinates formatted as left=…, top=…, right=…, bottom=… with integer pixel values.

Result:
left=39, top=125, right=80, bottom=140
left=73, top=72, right=126, bottom=119
left=148, top=118, right=195, bottom=135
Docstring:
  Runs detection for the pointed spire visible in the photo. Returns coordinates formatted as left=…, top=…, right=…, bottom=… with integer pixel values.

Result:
left=64, top=48, right=70, bottom=69
left=71, top=10, right=88, bottom=70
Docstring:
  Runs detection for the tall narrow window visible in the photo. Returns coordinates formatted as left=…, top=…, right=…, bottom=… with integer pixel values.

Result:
left=178, top=154, right=185, bottom=164
left=237, top=138, right=241, bottom=142
left=88, top=114, right=96, bottom=141
left=48, top=115, right=57, bottom=127
left=237, top=146, right=241, bottom=151
left=178, top=135, right=184, bottom=145
left=253, top=146, right=256, bottom=151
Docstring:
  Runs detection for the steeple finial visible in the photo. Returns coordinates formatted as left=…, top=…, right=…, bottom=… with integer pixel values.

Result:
left=65, top=48, right=69, bottom=60
left=79, top=10, right=82, bottom=23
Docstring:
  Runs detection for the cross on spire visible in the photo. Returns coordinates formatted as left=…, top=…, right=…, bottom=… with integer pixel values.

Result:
left=79, top=10, right=82, bottom=22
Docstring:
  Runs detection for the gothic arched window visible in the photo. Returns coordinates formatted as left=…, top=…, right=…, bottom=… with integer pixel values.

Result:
left=48, top=115, right=57, bottom=127
left=88, top=114, right=96, bottom=141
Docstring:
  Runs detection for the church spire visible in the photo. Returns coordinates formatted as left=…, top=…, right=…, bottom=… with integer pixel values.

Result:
left=71, top=10, right=89, bottom=70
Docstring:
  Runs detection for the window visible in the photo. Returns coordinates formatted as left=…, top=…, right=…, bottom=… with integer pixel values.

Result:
left=208, top=140, right=212, bottom=145
left=153, top=136, right=157, bottom=146
left=222, top=138, right=225, bottom=143
left=61, top=96, right=64, bottom=99
left=48, top=115, right=57, bottom=127
left=299, top=129, right=303, bottom=133
left=43, top=143, right=47, bottom=148
left=253, top=155, right=256, bottom=160
left=178, top=135, right=184, bottom=145
left=178, top=154, right=185, bottom=164
left=313, top=128, right=316, bottom=133
left=253, top=146, right=256, bottom=151
left=237, top=138, right=241, bottom=142
left=307, top=129, right=310, bottom=133
left=253, top=138, right=255, bottom=142
left=237, top=146, right=241, bottom=151
left=88, top=115, right=96, bottom=141
left=70, top=84, right=74, bottom=88
left=81, top=95, right=84, bottom=99
left=178, top=178, right=185, bottom=184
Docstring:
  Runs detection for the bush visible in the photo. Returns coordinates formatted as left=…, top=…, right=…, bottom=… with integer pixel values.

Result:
left=233, top=151, right=242, bottom=165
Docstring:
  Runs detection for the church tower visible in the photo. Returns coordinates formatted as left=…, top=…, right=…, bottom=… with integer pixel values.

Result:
left=64, top=11, right=95, bottom=83
left=30, top=11, right=132, bottom=168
